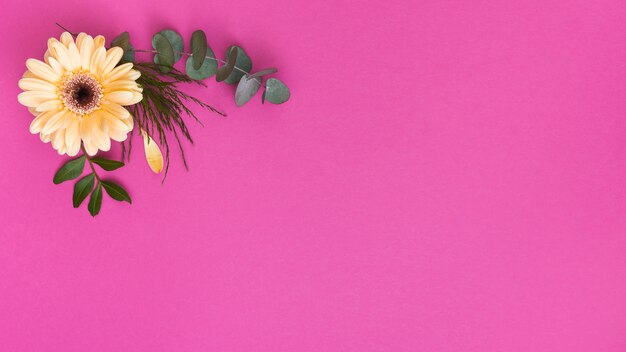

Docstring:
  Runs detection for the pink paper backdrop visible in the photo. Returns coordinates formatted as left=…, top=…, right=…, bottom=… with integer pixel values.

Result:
left=1, top=0, right=626, bottom=351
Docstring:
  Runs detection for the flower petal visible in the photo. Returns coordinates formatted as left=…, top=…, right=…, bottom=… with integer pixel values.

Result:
left=25, top=59, right=60, bottom=82
left=18, top=91, right=57, bottom=107
left=19, top=78, right=56, bottom=92
left=60, top=32, right=74, bottom=47
left=68, top=43, right=82, bottom=70
left=65, top=118, right=81, bottom=156
left=103, top=63, right=133, bottom=84
left=104, top=91, right=135, bottom=105
left=102, top=102, right=131, bottom=119
left=35, top=100, right=62, bottom=112
left=89, top=46, right=106, bottom=75
left=102, top=47, right=123, bottom=74
left=79, top=35, right=94, bottom=70
left=29, top=111, right=55, bottom=134
left=142, top=129, right=163, bottom=173
left=42, top=109, right=70, bottom=135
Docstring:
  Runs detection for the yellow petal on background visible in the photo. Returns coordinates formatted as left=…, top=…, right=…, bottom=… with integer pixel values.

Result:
left=65, top=118, right=81, bottom=156
left=51, top=42, right=74, bottom=71
left=89, top=46, right=106, bottom=74
left=29, top=111, right=55, bottom=134
left=17, top=91, right=57, bottom=107
left=60, top=32, right=73, bottom=47
left=141, top=129, right=163, bottom=174
left=94, top=35, right=105, bottom=49
left=79, top=35, right=94, bottom=70
left=102, top=47, right=123, bottom=74
left=105, top=91, right=135, bottom=105
left=103, top=63, right=133, bottom=84
left=35, top=100, right=62, bottom=112
left=75, top=33, right=87, bottom=48
left=25, top=59, right=59, bottom=83
left=41, top=109, right=69, bottom=135
left=19, top=78, right=56, bottom=92
left=68, top=43, right=82, bottom=70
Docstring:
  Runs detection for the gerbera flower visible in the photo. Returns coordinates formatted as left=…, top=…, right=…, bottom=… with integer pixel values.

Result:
left=18, top=32, right=142, bottom=156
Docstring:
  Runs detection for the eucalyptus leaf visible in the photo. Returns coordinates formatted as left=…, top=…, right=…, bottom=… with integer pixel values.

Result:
left=224, top=45, right=252, bottom=84
left=53, top=155, right=86, bottom=184
left=216, top=47, right=238, bottom=82
left=264, top=78, right=291, bottom=104
left=190, top=30, right=208, bottom=70
left=101, top=181, right=132, bottom=203
left=155, top=29, right=184, bottom=62
left=249, top=68, right=277, bottom=79
left=111, top=32, right=134, bottom=62
left=91, top=157, right=124, bottom=171
left=152, top=33, right=175, bottom=73
left=186, top=54, right=217, bottom=80
left=87, top=183, right=103, bottom=217
left=235, top=74, right=262, bottom=106
left=73, top=174, right=95, bottom=208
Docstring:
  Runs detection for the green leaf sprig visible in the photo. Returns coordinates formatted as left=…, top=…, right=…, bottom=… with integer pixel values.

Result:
left=112, top=29, right=291, bottom=107
left=53, top=146, right=131, bottom=217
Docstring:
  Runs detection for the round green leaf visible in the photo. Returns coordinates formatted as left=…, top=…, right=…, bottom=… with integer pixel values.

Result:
left=235, top=75, right=262, bottom=107
left=224, top=45, right=252, bottom=84
left=264, top=78, right=291, bottom=104
left=53, top=155, right=86, bottom=184
left=190, top=30, right=208, bottom=70
left=186, top=54, right=217, bottom=80
left=154, top=29, right=184, bottom=62
left=216, top=47, right=238, bottom=82
left=73, top=174, right=95, bottom=208
left=152, top=33, right=175, bottom=73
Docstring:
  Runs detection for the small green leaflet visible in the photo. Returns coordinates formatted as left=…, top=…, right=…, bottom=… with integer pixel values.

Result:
left=88, top=183, right=103, bottom=217
left=53, top=155, right=86, bottom=184
left=73, top=174, right=95, bottom=208
left=91, top=157, right=124, bottom=171
left=101, top=181, right=132, bottom=203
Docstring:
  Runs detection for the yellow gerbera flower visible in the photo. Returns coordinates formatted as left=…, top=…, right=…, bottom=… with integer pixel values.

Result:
left=18, top=32, right=142, bottom=156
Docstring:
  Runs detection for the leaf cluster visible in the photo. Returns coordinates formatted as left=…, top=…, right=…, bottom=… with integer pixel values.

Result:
left=53, top=153, right=130, bottom=216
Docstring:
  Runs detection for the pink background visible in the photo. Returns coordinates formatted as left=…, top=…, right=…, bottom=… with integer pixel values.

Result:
left=1, top=0, right=626, bottom=351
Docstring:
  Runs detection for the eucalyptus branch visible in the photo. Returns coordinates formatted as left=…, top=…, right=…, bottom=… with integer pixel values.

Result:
left=132, top=49, right=264, bottom=86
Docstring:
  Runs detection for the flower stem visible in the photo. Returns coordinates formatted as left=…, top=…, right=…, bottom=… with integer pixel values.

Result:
left=81, top=145, right=101, bottom=183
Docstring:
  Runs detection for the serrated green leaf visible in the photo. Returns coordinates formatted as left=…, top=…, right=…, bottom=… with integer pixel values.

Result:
left=53, top=155, right=86, bottom=184
left=216, top=47, right=238, bottom=82
left=73, top=174, right=95, bottom=208
left=87, top=183, right=103, bottom=217
left=185, top=54, right=217, bottom=80
left=190, top=30, right=208, bottom=70
left=224, top=45, right=252, bottom=84
left=101, top=180, right=132, bottom=203
left=91, top=157, right=124, bottom=171
left=235, top=74, right=262, bottom=106
left=264, top=78, right=291, bottom=104
left=152, top=33, right=175, bottom=73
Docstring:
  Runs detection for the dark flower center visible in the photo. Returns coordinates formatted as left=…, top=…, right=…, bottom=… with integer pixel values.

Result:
left=60, top=73, right=103, bottom=115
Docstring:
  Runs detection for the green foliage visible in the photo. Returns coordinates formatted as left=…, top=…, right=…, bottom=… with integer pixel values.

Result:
left=224, top=45, right=252, bottom=84
left=235, top=75, right=262, bottom=106
left=190, top=30, right=208, bottom=70
left=91, top=157, right=124, bottom=171
left=186, top=54, right=217, bottom=80
left=263, top=78, right=291, bottom=104
left=152, top=33, right=175, bottom=73
left=53, top=155, right=85, bottom=184
left=111, top=32, right=135, bottom=62
left=73, top=174, right=95, bottom=208
left=127, top=62, right=226, bottom=179
left=88, top=183, right=102, bottom=217
left=102, top=181, right=132, bottom=203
